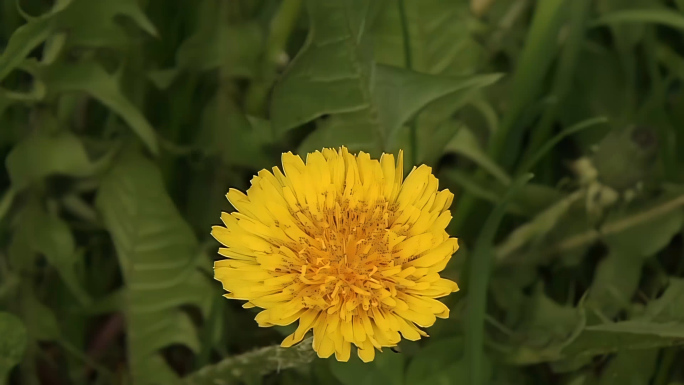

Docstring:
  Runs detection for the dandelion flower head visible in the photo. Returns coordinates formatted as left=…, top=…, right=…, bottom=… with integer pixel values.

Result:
left=212, top=147, right=459, bottom=362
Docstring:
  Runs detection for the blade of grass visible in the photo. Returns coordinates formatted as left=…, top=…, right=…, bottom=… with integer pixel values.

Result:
left=488, top=0, right=567, bottom=169
left=522, top=0, right=592, bottom=164
left=464, top=173, right=532, bottom=385
left=517, top=116, right=608, bottom=175
left=590, top=9, right=684, bottom=31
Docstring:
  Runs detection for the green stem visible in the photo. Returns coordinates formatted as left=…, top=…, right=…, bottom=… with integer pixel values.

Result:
left=59, top=339, right=115, bottom=382
left=397, top=0, right=419, bottom=164
left=522, top=0, right=591, bottom=165
left=653, top=348, right=676, bottom=385
left=512, top=192, right=684, bottom=261
left=465, top=175, right=532, bottom=385
left=182, top=337, right=315, bottom=385
left=245, top=0, right=303, bottom=116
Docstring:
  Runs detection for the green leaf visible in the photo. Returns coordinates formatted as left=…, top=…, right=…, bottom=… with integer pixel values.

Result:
left=0, top=189, right=16, bottom=223
left=374, top=0, right=483, bottom=75
left=597, top=349, right=658, bottom=385
left=523, top=0, right=594, bottom=157
left=590, top=9, right=684, bottom=30
left=5, top=131, right=93, bottom=190
left=587, top=194, right=684, bottom=316
left=35, top=62, right=159, bottom=155
left=0, top=11, right=61, bottom=83
left=96, top=148, right=212, bottom=384
left=444, top=125, right=511, bottom=185
left=604, top=198, right=684, bottom=258
left=406, top=337, right=492, bottom=385
left=372, top=67, right=501, bottom=149
left=592, top=125, right=660, bottom=191
left=496, top=190, right=584, bottom=261
left=0, top=312, right=27, bottom=385
left=503, top=279, right=684, bottom=364
left=271, top=0, right=500, bottom=148
left=270, top=0, right=379, bottom=134
left=198, top=95, right=274, bottom=169
left=330, top=351, right=404, bottom=385
left=176, top=21, right=262, bottom=76
left=515, top=288, right=585, bottom=355
left=21, top=202, right=92, bottom=306
left=293, top=66, right=501, bottom=152
left=24, top=294, right=61, bottom=341
left=56, top=0, right=157, bottom=48
left=518, top=116, right=609, bottom=175
left=465, top=174, right=532, bottom=385
left=489, top=0, right=568, bottom=168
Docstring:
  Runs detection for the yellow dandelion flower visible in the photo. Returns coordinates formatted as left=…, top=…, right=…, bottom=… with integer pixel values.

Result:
left=212, top=147, right=459, bottom=362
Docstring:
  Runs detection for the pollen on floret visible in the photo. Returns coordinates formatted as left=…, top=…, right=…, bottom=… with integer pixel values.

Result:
left=212, top=146, right=459, bottom=362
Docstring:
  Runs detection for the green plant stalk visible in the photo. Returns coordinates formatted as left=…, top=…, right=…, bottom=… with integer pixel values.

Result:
left=182, top=337, right=315, bottom=385
left=530, top=192, right=684, bottom=258
left=397, top=0, right=419, bottom=165
left=245, top=0, right=303, bottom=116
left=521, top=0, right=591, bottom=169
left=653, top=347, right=676, bottom=385
left=643, top=28, right=677, bottom=181
left=454, top=0, right=565, bottom=231
left=465, top=174, right=532, bottom=385
left=487, top=0, right=566, bottom=169
left=518, top=116, right=607, bottom=175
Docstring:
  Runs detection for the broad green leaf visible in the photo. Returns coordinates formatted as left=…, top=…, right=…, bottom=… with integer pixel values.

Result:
left=414, top=92, right=494, bottom=166
left=272, top=0, right=499, bottom=149
left=297, top=118, right=383, bottom=155
left=0, top=16, right=57, bottom=83
left=96, top=148, right=211, bottom=384
left=24, top=294, right=61, bottom=341
left=587, top=193, right=684, bottom=316
left=330, top=351, right=404, bottom=385
left=503, top=279, right=684, bottom=364
left=270, top=0, right=378, bottom=134
left=0, top=312, right=27, bottom=385
left=5, top=131, right=93, bottom=190
left=640, top=279, right=684, bottom=322
left=34, top=61, right=159, bottom=155
left=18, top=202, right=92, bottom=306
left=597, top=349, right=658, bottom=385
left=295, top=67, right=501, bottom=153
left=514, top=288, right=584, bottom=352
left=56, top=0, right=158, bottom=47
left=198, top=95, right=274, bottom=169
left=372, top=67, right=501, bottom=149
left=406, top=337, right=492, bottom=385
left=176, top=22, right=262, bottom=76
left=591, top=9, right=684, bottom=30
left=0, top=0, right=81, bottom=83
left=586, top=251, right=643, bottom=318
left=373, top=0, right=483, bottom=75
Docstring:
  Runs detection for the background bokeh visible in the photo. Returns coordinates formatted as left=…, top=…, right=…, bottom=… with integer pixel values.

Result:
left=2, top=0, right=684, bottom=384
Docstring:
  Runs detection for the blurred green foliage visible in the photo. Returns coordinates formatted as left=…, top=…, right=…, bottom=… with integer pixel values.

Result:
left=3, top=0, right=684, bottom=384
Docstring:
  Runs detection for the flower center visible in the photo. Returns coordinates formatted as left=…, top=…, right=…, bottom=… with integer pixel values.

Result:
left=293, top=198, right=399, bottom=319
